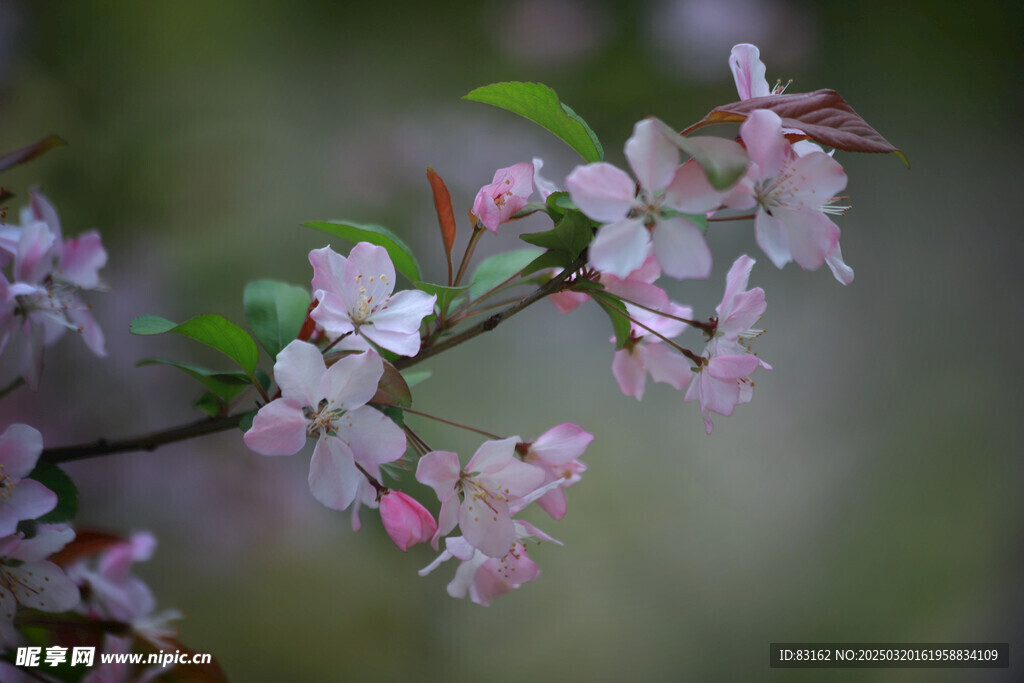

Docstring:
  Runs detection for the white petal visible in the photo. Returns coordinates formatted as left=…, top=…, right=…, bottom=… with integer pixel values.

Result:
left=624, top=118, right=679, bottom=193
left=651, top=216, right=712, bottom=280
left=588, top=219, right=650, bottom=278
left=308, top=437, right=361, bottom=511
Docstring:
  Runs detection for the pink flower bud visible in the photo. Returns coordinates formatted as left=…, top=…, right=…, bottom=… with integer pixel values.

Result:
left=379, top=491, right=437, bottom=552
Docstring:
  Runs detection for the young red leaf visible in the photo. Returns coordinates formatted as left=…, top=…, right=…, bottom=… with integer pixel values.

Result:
left=427, top=167, right=457, bottom=285
left=690, top=89, right=907, bottom=166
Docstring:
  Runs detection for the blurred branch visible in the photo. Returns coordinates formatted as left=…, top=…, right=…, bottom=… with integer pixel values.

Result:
left=40, top=414, right=244, bottom=465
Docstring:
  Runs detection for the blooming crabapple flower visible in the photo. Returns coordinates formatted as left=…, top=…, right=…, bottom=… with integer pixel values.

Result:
left=684, top=255, right=771, bottom=434
left=0, top=524, right=80, bottom=647
left=470, top=161, right=534, bottom=232
left=728, top=46, right=855, bottom=285
left=726, top=110, right=848, bottom=274
left=566, top=118, right=724, bottom=280
left=418, top=521, right=559, bottom=606
left=243, top=341, right=406, bottom=512
left=612, top=300, right=695, bottom=401
left=0, top=423, right=57, bottom=537
left=379, top=490, right=438, bottom=552
left=64, top=531, right=157, bottom=623
left=0, top=191, right=107, bottom=388
left=415, top=437, right=546, bottom=558
left=519, top=423, right=592, bottom=520
left=308, top=243, right=435, bottom=357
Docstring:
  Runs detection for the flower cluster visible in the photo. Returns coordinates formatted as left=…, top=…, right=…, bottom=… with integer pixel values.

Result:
left=0, top=190, right=107, bottom=389
left=415, top=425, right=591, bottom=606
left=0, top=41, right=898, bottom=631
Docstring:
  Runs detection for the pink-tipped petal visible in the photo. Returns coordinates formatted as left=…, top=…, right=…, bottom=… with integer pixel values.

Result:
left=565, top=162, right=637, bottom=223
left=624, top=118, right=679, bottom=193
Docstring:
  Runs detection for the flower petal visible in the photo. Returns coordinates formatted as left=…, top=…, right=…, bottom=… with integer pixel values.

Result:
left=273, top=340, right=327, bottom=407
left=588, top=218, right=650, bottom=278
left=651, top=216, right=712, bottom=280
left=243, top=398, right=309, bottom=455
left=308, top=437, right=361, bottom=511
left=565, top=162, right=636, bottom=223
left=624, top=118, right=679, bottom=193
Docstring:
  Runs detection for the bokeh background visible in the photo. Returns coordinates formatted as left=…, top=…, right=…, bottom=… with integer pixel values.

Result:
left=2, top=0, right=1022, bottom=680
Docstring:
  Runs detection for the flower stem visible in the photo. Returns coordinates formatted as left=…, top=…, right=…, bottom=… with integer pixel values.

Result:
left=452, top=224, right=484, bottom=287
left=402, top=406, right=502, bottom=440
left=609, top=292, right=716, bottom=335
left=40, top=413, right=246, bottom=465
left=41, top=255, right=585, bottom=464
left=603, top=303, right=703, bottom=365
left=395, top=254, right=585, bottom=370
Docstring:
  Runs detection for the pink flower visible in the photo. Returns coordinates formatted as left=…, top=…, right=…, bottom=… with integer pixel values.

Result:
left=379, top=490, right=437, bottom=552
left=309, top=243, right=436, bottom=357
left=566, top=118, right=724, bottom=280
left=65, top=531, right=157, bottom=623
left=0, top=524, right=81, bottom=647
left=415, top=437, right=546, bottom=558
left=612, top=298, right=695, bottom=401
left=721, top=104, right=850, bottom=283
left=0, top=191, right=107, bottom=388
left=684, top=255, right=771, bottom=434
left=243, top=341, right=406, bottom=511
left=471, top=162, right=534, bottom=232
left=520, top=423, right=592, bottom=520
left=0, top=423, right=57, bottom=537
left=418, top=521, right=559, bottom=606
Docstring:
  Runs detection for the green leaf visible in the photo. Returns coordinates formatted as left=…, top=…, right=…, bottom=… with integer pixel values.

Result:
left=650, top=118, right=750, bottom=190
left=400, top=369, right=431, bottom=388
left=28, top=461, right=78, bottom=524
left=303, top=220, right=422, bottom=282
left=130, top=314, right=260, bottom=375
left=464, top=82, right=603, bottom=163
left=137, top=358, right=251, bottom=399
left=193, top=392, right=223, bottom=417
left=548, top=191, right=577, bottom=213
left=510, top=201, right=551, bottom=220
left=243, top=280, right=310, bottom=359
left=238, top=409, right=257, bottom=433
left=660, top=210, right=709, bottom=235
left=468, top=248, right=543, bottom=300
left=415, top=282, right=469, bottom=318
left=591, top=291, right=633, bottom=349
left=519, top=209, right=593, bottom=257
left=521, top=250, right=572, bottom=277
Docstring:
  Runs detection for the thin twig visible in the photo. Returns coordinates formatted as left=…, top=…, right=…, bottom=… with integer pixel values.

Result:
left=40, top=413, right=245, bottom=465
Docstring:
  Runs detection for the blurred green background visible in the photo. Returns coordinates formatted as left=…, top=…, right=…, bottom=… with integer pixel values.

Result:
left=2, top=0, right=1021, bottom=680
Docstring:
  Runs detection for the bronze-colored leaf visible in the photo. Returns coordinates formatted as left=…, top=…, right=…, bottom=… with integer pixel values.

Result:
left=691, top=89, right=907, bottom=166
left=427, top=167, right=457, bottom=285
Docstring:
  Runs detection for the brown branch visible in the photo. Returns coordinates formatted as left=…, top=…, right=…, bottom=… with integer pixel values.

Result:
left=393, top=254, right=585, bottom=370
left=40, top=413, right=245, bottom=465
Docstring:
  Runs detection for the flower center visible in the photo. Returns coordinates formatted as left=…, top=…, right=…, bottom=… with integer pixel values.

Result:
left=0, top=465, right=14, bottom=501
left=351, top=274, right=391, bottom=325
left=303, top=399, right=346, bottom=438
